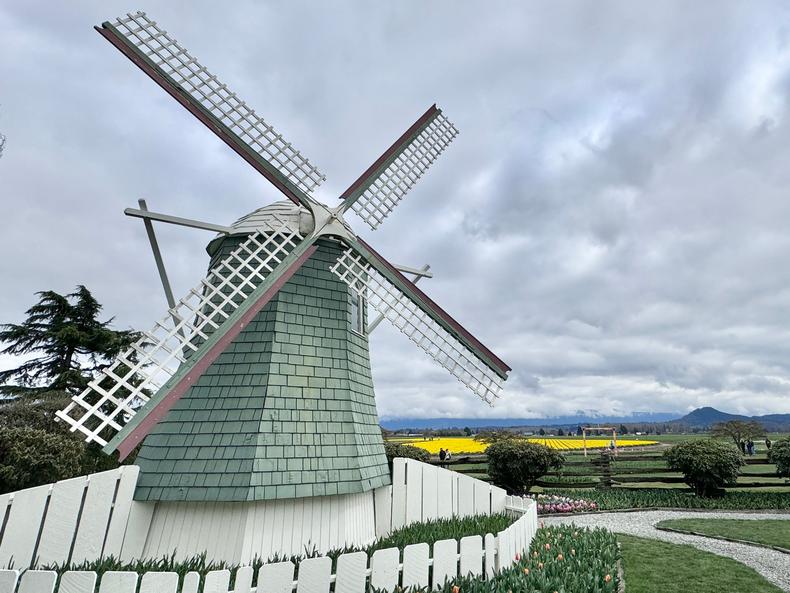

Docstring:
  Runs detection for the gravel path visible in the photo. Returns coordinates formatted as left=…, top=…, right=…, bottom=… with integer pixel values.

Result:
left=542, top=510, right=790, bottom=591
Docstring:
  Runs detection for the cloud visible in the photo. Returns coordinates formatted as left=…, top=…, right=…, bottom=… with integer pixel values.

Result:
left=2, top=1, right=790, bottom=420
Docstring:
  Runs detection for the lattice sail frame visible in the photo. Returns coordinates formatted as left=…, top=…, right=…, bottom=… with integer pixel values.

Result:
left=112, top=11, right=326, bottom=196
left=331, top=249, right=503, bottom=404
left=56, top=217, right=302, bottom=445
left=350, top=112, right=458, bottom=230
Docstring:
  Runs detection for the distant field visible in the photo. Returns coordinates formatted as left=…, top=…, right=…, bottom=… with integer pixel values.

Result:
left=399, top=436, right=658, bottom=454
left=387, top=433, right=790, bottom=494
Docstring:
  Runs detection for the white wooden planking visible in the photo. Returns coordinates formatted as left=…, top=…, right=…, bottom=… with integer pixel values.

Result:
left=97, top=571, right=138, bottom=593
left=204, top=569, right=230, bottom=593
left=138, top=571, right=178, bottom=593
left=36, top=475, right=87, bottom=566
left=404, top=460, right=423, bottom=525
left=435, top=470, right=453, bottom=520
left=473, top=481, right=489, bottom=515
left=181, top=572, right=201, bottom=593
left=233, top=566, right=254, bottom=593
left=119, top=501, right=155, bottom=562
left=490, top=487, right=506, bottom=514
left=59, top=571, right=97, bottom=593
left=401, top=543, right=429, bottom=590
left=459, top=535, right=483, bottom=577
left=431, top=539, right=458, bottom=589
left=456, top=474, right=475, bottom=518
left=334, top=551, right=367, bottom=593
left=390, top=459, right=407, bottom=530
left=70, top=470, right=119, bottom=564
left=0, top=483, right=50, bottom=568
left=296, top=556, right=331, bottom=593
left=369, top=548, right=399, bottom=593
left=16, top=570, right=57, bottom=593
left=103, top=467, right=140, bottom=559
left=257, top=561, right=294, bottom=593
left=0, top=570, right=18, bottom=593
left=484, top=534, right=496, bottom=579
left=421, top=464, right=438, bottom=520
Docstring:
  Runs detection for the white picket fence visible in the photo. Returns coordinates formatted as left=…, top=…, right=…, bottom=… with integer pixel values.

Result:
left=0, top=460, right=510, bottom=567
left=374, top=458, right=508, bottom=537
left=0, top=499, right=537, bottom=593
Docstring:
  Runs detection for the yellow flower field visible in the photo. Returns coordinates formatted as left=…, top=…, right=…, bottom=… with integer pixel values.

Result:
left=400, top=436, right=657, bottom=454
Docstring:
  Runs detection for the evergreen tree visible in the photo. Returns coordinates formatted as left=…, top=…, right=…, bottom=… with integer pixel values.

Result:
left=0, top=286, right=138, bottom=399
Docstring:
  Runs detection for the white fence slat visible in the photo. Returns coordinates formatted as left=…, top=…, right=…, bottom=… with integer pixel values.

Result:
left=59, top=571, right=97, bottom=593
left=334, top=551, right=367, bottom=593
left=459, top=535, right=483, bottom=577
left=401, top=543, right=429, bottom=590
left=0, top=570, right=18, bottom=593
left=431, top=539, right=457, bottom=589
left=436, top=471, right=452, bottom=520
left=484, top=534, right=496, bottom=579
left=97, top=571, right=138, bottom=593
left=295, top=556, right=331, bottom=593
left=103, top=467, right=140, bottom=559
left=390, top=459, right=406, bottom=530
left=181, top=572, right=201, bottom=593
left=119, top=501, right=155, bottom=562
left=70, top=470, right=119, bottom=564
left=16, top=570, right=57, bottom=593
left=373, top=485, right=392, bottom=538
left=233, top=566, right=254, bottom=593
left=0, top=483, right=50, bottom=569
left=369, top=548, right=399, bottom=593
left=473, top=482, right=489, bottom=515
left=204, top=569, right=231, bottom=593
left=490, top=487, right=506, bottom=514
left=138, top=571, right=179, bottom=593
left=421, top=464, right=438, bottom=521
left=457, top=475, right=474, bottom=518
left=257, top=562, right=294, bottom=593
left=404, top=461, right=422, bottom=525
left=36, top=476, right=87, bottom=566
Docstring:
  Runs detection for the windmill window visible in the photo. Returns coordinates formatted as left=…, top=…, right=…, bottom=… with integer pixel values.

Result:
left=350, top=290, right=365, bottom=336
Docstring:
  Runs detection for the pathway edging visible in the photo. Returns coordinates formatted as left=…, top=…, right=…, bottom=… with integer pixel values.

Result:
left=655, top=525, right=790, bottom=555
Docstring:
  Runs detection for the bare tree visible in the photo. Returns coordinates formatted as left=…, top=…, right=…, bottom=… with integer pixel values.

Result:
left=711, top=420, right=765, bottom=449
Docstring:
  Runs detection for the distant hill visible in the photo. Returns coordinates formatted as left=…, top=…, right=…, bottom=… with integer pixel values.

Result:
left=673, top=407, right=790, bottom=431
left=380, top=412, right=677, bottom=431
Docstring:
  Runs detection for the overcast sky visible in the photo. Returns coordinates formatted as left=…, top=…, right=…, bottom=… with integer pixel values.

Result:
left=2, top=1, right=790, bottom=420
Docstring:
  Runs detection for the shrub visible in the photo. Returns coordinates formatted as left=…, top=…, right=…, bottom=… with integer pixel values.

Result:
left=664, top=440, right=743, bottom=497
left=487, top=440, right=564, bottom=494
left=384, top=442, right=430, bottom=470
left=0, top=427, right=83, bottom=493
left=768, top=437, right=790, bottom=479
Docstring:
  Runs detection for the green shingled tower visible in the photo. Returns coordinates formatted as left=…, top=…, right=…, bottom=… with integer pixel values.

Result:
left=133, top=204, right=390, bottom=502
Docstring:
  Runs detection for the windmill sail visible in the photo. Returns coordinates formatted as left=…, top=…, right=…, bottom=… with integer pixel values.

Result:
left=340, top=105, right=458, bottom=230
left=331, top=240, right=510, bottom=404
left=98, top=12, right=325, bottom=207
left=57, top=216, right=303, bottom=446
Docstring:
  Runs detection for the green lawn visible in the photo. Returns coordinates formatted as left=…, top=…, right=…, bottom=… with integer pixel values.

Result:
left=655, top=518, right=790, bottom=550
left=617, top=534, right=784, bottom=593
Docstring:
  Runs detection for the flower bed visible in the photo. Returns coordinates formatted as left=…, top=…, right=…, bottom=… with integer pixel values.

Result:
left=433, top=525, right=619, bottom=593
left=551, top=488, right=790, bottom=510
left=532, top=494, right=598, bottom=514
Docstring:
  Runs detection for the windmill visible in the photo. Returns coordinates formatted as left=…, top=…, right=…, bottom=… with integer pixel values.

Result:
left=57, top=11, right=510, bottom=510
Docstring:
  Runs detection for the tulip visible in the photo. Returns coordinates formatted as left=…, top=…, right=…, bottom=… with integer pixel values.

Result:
left=557, top=554, right=563, bottom=561
left=571, top=549, right=576, bottom=556
left=545, top=543, right=551, bottom=550
left=523, top=568, right=529, bottom=575
left=538, top=562, right=544, bottom=569
left=515, top=553, right=520, bottom=561
left=452, top=586, right=460, bottom=593
left=604, top=574, right=612, bottom=583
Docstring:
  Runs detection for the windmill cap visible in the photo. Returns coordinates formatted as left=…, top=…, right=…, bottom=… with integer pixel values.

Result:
left=206, top=200, right=314, bottom=255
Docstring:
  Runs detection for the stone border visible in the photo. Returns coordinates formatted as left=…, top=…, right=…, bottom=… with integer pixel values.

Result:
left=539, top=506, right=790, bottom=517
left=655, top=525, right=790, bottom=555
left=615, top=543, right=626, bottom=593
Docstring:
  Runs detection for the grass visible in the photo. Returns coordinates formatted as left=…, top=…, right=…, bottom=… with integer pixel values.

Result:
left=655, top=518, right=790, bottom=550
left=617, top=534, right=784, bottom=593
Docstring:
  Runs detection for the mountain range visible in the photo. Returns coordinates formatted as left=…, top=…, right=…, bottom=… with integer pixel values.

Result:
left=381, top=407, right=790, bottom=431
